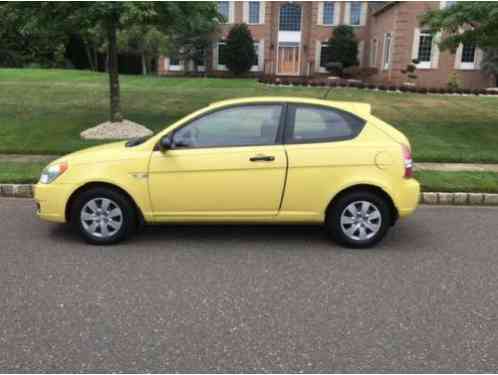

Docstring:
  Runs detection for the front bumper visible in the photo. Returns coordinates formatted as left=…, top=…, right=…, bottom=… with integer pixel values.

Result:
left=396, top=178, right=421, bottom=218
left=34, top=183, right=75, bottom=223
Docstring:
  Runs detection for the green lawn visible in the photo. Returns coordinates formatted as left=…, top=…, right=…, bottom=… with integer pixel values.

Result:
left=2, top=161, right=498, bottom=194
left=1, top=68, right=498, bottom=162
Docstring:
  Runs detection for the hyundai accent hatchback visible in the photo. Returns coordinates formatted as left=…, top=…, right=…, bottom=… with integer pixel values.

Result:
left=35, top=97, right=419, bottom=248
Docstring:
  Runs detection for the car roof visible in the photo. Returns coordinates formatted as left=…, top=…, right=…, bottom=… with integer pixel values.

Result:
left=209, top=97, right=371, bottom=118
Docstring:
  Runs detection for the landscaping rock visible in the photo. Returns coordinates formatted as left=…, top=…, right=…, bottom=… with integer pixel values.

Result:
left=438, top=192, right=453, bottom=205
left=423, top=192, right=438, bottom=204
left=484, top=194, right=498, bottom=205
left=453, top=193, right=468, bottom=205
left=80, top=120, right=153, bottom=140
left=468, top=193, right=484, bottom=205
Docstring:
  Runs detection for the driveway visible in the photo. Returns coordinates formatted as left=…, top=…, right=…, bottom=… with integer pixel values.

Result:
left=2, top=198, right=498, bottom=372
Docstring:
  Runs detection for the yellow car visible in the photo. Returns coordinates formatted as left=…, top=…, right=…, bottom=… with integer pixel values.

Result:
left=35, top=97, right=419, bottom=248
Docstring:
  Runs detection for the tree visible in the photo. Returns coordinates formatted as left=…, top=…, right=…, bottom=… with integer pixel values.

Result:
left=5, top=2, right=220, bottom=123
left=481, top=49, right=498, bottom=86
left=325, top=25, right=359, bottom=73
left=224, top=23, right=257, bottom=76
left=167, top=15, right=220, bottom=73
left=117, top=26, right=168, bottom=75
left=421, top=2, right=498, bottom=52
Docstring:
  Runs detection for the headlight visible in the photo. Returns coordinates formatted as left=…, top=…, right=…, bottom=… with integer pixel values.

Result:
left=39, top=162, right=68, bottom=184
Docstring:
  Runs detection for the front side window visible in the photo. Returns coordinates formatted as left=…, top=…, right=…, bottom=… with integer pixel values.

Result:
left=286, top=105, right=365, bottom=144
left=461, top=44, right=476, bottom=63
left=249, top=1, right=260, bottom=24
left=218, top=1, right=230, bottom=22
left=350, top=2, right=362, bottom=26
left=172, top=105, right=283, bottom=148
left=279, top=4, right=301, bottom=31
left=417, top=31, right=433, bottom=62
left=323, top=2, right=335, bottom=25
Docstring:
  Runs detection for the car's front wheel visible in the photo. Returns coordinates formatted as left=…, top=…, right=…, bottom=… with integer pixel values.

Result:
left=326, top=190, right=392, bottom=248
left=70, top=187, right=137, bottom=245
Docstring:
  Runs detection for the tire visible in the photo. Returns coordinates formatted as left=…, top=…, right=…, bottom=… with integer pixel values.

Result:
left=70, top=187, right=137, bottom=245
left=325, top=190, right=392, bottom=249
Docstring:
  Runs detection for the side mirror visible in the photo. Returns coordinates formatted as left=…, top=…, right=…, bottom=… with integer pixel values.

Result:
left=159, top=136, right=173, bottom=152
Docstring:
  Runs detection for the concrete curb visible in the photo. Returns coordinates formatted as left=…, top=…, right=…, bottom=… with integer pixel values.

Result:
left=2, top=184, right=498, bottom=206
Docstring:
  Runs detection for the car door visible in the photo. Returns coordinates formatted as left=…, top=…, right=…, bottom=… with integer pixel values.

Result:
left=148, top=103, right=288, bottom=220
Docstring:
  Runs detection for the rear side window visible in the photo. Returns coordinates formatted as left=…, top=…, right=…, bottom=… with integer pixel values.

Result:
left=285, top=105, right=365, bottom=144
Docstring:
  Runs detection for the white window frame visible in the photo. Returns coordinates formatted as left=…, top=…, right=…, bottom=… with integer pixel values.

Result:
left=440, top=1, right=456, bottom=9
left=166, top=57, right=183, bottom=72
left=382, top=32, right=392, bottom=71
left=344, top=2, right=366, bottom=27
left=248, top=1, right=260, bottom=24
left=454, top=43, right=482, bottom=71
left=412, top=28, right=440, bottom=70
left=250, top=41, right=264, bottom=72
left=315, top=41, right=329, bottom=73
left=215, top=41, right=228, bottom=71
left=218, top=1, right=234, bottom=24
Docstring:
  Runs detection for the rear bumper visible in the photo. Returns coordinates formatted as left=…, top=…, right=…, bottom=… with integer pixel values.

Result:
left=396, top=178, right=420, bottom=218
left=34, top=183, right=75, bottom=223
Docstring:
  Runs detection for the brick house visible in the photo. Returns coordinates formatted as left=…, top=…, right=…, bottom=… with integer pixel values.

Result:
left=158, top=1, right=495, bottom=89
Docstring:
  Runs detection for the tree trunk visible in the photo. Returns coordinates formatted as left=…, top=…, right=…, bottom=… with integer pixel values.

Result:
left=84, top=41, right=95, bottom=71
left=107, top=21, right=123, bottom=123
left=141, top=53, right=147, bottom=75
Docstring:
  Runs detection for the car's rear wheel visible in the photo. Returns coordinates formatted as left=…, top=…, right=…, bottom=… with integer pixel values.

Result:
left=70, top=187, right=136, bottom=245
left=326, top=190, right=391, bottom=248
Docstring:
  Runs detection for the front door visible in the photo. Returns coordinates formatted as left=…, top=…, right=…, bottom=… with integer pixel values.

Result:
left=277, top=45, right=300, bottom=75
left=148, top=104, right=287, bottom=220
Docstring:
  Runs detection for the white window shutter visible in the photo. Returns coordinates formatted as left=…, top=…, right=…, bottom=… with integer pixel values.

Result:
left=360, top=2, right=367, bottom=26
left=357, top=41, right=364, bottom=67
left=411, top=28, right=420, bottom=61
left=259, top=2, right=265, bottom=24
left=431, top=32, right=441, bottom=69
left=334, top=2, right=341, bottom=25
left=317, top=2, right=323, bottom=25
left=242, top=2, right=248, bottom=23
left=258, top=39, right=265, bottom=71
left=213, top=42, right=219, bottom=68
left=454, top=44, right=462, bottom=69
left=229, top=2, right=235, bottom=23
left=315, top=41, right=322, bottom=72
left=344, top=2, right=351, bottom=25
left=475, top=47, right=483, bottom=69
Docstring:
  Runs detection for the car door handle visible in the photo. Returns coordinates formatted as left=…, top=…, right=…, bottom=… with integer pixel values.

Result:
left=250, top=155, right=275, bottom=162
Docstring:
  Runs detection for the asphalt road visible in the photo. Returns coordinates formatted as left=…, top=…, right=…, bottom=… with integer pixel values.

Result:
left=2, top=198, right=498, bottom=372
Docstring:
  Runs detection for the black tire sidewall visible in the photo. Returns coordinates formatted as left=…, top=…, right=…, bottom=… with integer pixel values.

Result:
left=326, top=191, right=391, bottom=248
left=70, top=187, right=136, bottom=245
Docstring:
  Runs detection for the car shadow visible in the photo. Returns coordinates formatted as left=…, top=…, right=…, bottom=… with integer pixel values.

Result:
left=47, top=218, right=431, bottom=253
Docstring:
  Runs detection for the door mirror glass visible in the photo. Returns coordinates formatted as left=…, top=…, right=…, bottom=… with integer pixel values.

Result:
left=159, top=136, right=173, bottom=152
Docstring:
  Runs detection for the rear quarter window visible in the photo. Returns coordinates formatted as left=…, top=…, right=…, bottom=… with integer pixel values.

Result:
left=285, top=104, right=365, bottom=144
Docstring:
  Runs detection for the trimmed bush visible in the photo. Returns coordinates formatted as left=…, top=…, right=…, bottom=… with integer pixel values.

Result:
left=224, top=23, right=257, bottom=76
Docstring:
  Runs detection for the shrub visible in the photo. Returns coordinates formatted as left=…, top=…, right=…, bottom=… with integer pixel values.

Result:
left=325, top=25, right=359, bottom=74
left=223, top=23, right=257, bottom=76
left=447, top=71, right=462, bottom=91
left=342, top=66, right=378, bottom=80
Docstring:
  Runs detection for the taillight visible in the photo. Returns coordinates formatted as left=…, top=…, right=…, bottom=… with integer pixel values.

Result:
left=401, top=144, right=413, bottom=178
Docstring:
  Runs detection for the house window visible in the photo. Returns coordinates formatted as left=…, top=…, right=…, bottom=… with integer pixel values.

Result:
left=218, top=2, right=230, bottom=22
left=370, top=38, right=377, bottom=67
left=383, top=33, right=392, bottom=70
left=169, top=56, right=180, bottom=66
left=218, top=42, right=227, bottom=66
left=350, top=2, right=362, bottom=26
left=417, top=30, right=433, bottom=63
left=461, top=44, right=476, bottom=63
left=249, top=2, right=260, bottom=24
left=445, top=1, right=456, bottom=7
left=279, top=4, right=301, bottom=31
left=323, top=2, right=335, bottom=25
left=320, top=43, right=331, bottom=68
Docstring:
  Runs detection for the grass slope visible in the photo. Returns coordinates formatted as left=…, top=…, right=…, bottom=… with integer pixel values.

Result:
left=1, top=68, right=498, bottom=162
